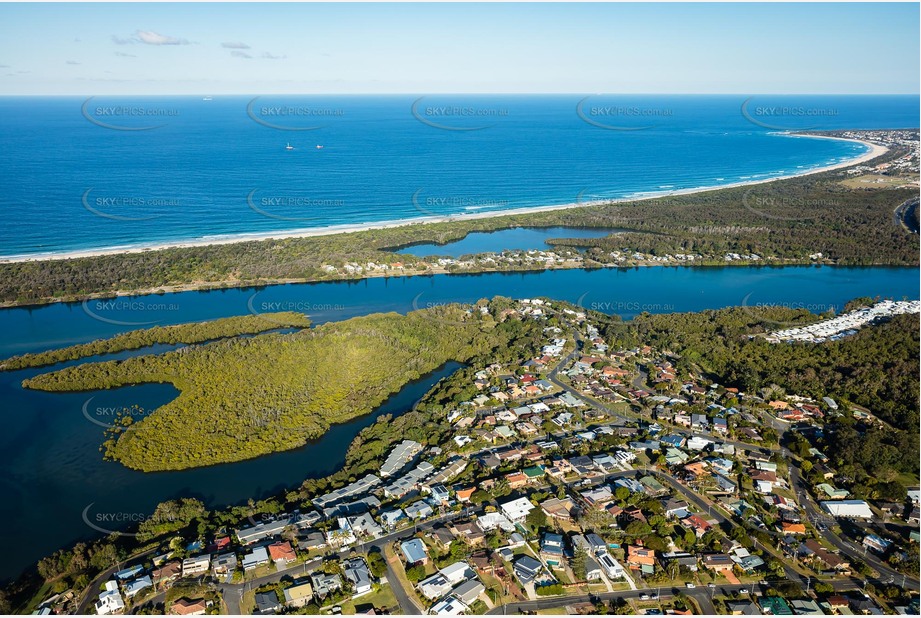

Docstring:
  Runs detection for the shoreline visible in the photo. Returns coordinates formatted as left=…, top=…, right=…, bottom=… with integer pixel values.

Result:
left=0, top=134, right=888, bottom=264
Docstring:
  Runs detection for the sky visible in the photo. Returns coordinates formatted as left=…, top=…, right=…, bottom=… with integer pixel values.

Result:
left=0, top=2, right=918, bottom=95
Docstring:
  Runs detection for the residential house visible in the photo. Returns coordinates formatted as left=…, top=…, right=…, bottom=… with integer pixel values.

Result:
left=169, top=598, right=207, bottom=616
left=500, top=497, right=535, bottom=522
left=405, top=501, right=435, bottom=520
left=152, top=562, right=182, bottom=586
left=626, top=545, right=656, bottom=574
left=212, top=553, right=238, bottom=577
left=400, top=538, right=429, bottom=566
left=254, top=591, right=281, bottom=615
left=440, top=561, right=475, bottom=585
left=296, top=530, right=327, bottom=552
left=418, top=573, right=453, bottom=600
left=311, top=572, right=343, bottom=598
left=283, top=583, right=315, bottom=609
left=95, top=580, right=125, bottom=616
left=268, top=541, right=296, bottom=566
left=429, top=596, right=468, bottom=615
left=344, top=558, right=373, bottom=595
left=581, top=485, right=614, bottom=508
left=241, top=547, right=270, bottom=572
left=453, top=580, right=486, bottom=606
left=540, top=533, right=565, bottom=567
left=760, top=597, right=793, bottom=615
left=453, top=521, right=486, bottom=545
left=380, top=509, right=407, bottom=529
left=541, top=497, right=577, bottom=520
left=701, top=553, right=735, bottom=573
left=513, top=555, right=544, bottom=585
left=181, top=555, right=211, bottom=577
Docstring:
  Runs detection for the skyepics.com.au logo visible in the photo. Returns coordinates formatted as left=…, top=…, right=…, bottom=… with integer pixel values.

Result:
left=82, top=397, right=149, bottom=429
left=411, top=97, right=509, bottom=131
left=576, top=292, right=675, bottom=315
left=81, top=97, right=180, bottom=131
left=82, top=503, right=181, bottom=537
left=411, top=189, right=510, bottom=218
left=740, top=292, right=838, bottom=328
left=740, top=96, right=839, bottom=131
left=411, top=293, right=480, bottom=327
left=742, top=188, right=838, bottom=222
left=246, top=291, right=344, bottom=324
left=82, top=298, right=180, bottom=326
left=246, top=96, right=345, bottom=131
left=82, top=188, right=179, bottom=221
left=576, top=96, right=673, bottom=131
left=246, top=189, right=343, bottom=222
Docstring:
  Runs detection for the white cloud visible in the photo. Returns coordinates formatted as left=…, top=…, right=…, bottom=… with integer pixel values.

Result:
left=66, top=60, right=80, bottom=65
left=221, top=42, right=250, bottom=49
left=111, top=35, right=134, bottom=45
left=114, top=52, right=136, bottom=58
left=231, top=50, right=252, bottom=59
left=135, top=30, right=189, bottom=46
left=262, top=52, right=287, bottom=60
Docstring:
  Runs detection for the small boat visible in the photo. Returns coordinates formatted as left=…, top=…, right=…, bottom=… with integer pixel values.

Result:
left=316, top=144, right=324, bottom=150
left=285, top=143, right=294, bottom=151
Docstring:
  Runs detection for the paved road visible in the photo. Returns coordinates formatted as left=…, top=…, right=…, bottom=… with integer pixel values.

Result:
left=485, top=577, right=873, bottom=615
left=75, top=548, right=158, bottom=614
left=787, top=453, right=920, bottom=591
left=377, top=544, right=422, bottom=615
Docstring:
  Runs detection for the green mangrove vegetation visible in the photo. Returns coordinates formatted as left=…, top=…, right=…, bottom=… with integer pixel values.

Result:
left=0, top=312, right=311, bottom=371
left=22, top=304, right=509, bottom=471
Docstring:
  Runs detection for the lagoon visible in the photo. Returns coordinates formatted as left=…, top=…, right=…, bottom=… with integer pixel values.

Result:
left=394, top=226, right=620, bottom=258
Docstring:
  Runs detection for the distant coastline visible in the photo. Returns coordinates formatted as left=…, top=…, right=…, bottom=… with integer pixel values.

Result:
left=0, top=133, right=886, bottom=264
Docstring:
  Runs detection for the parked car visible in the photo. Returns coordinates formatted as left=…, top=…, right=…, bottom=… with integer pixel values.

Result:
left=685, top=583, right=696, bottom=589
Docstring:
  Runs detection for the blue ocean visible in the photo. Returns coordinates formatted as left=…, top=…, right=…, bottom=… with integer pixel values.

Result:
left=0, top=94, right=917, bottom=258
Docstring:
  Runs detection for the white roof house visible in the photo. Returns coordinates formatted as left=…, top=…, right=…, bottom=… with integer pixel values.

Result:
left=500, top=497, right=535, bottom=522
left=418, top=573, right=453, bottom=600
left=822, top=500, right=874, bottom=519
left=429, top=596, right=468, bottom=615
left=439, top=561, right=474, bottom=585
left=476, top=512, right=515, bottom=532
left=95, top=582, right=125, bottom=616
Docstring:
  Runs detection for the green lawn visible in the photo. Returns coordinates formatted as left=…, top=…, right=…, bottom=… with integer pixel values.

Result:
left=337, top=584, right=399, bottom=614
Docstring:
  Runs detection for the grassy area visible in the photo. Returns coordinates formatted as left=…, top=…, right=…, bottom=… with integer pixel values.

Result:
left=382, top=545, right=424, bottom=611
left=336, top=584, right=399, bottom=614
left=16, top=581, right=53, bottom=615
left=239, top=590, right=256, bottom=615
left=840, top=174, right=918, bottom=189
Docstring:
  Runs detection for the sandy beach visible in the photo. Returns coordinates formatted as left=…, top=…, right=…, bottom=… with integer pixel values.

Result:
left=1, top=134, right=888, bottom=264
